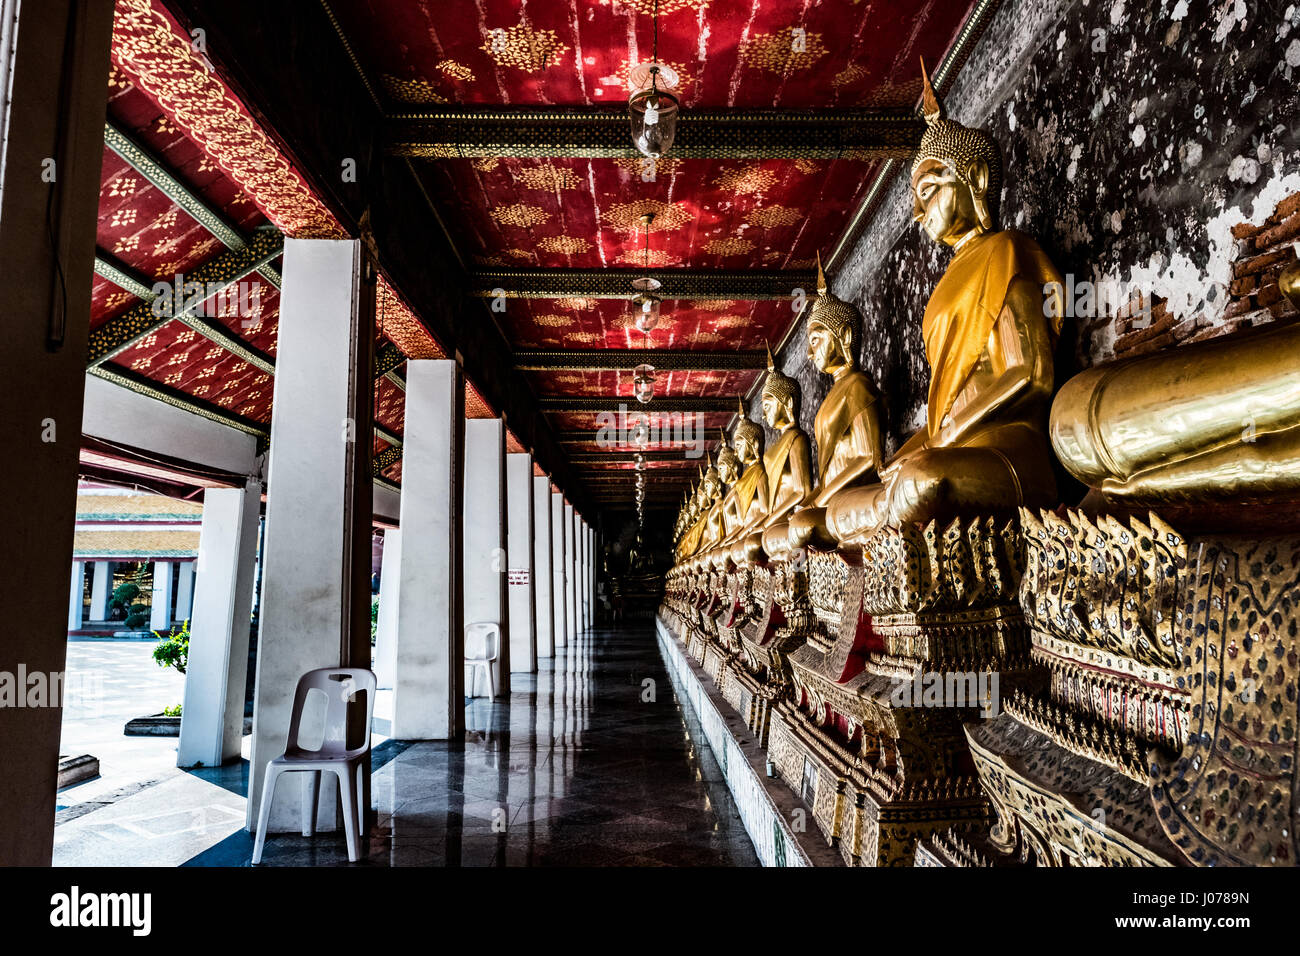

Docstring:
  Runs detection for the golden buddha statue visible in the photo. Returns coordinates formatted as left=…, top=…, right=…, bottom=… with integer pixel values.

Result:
left=823, top=60, right=1064, bottom=544
left=757, top=349, right=815, bottom=558
left=1050, top=281, right=1300, bottom=513
left=786, top=256, right=885, bottom=551
left=703, top=440, right=740, bottom=551
left=721, top=400, right=770, bottom=549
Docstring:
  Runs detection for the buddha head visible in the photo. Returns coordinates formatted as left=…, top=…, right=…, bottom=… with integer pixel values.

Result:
left=700, top=456, right=723, bottom=503
left=732, top=398, right=764, bottom=465
left=807, top=253, right=860, bottom=376
left=911, top=58, right=1003, bottom=247
left=761, top=343, right=800, bottom=430
left=715, top=430, right=741, bottom=485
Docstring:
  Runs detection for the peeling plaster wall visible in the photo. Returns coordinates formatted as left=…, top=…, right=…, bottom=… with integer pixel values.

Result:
left=752, top=0, right=1300, bottom=461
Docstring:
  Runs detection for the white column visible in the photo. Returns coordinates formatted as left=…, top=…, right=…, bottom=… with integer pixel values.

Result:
left=68, top=562, right=85, bottom=632
left=177, top=481, right=261, bottom=768
left=248, top=238, right=374, bottom=832
left=590, top=527, right=598, bottom=625
left=532, top=476, right=554, bottom=659
left=149, top=561, right=174, bottom=632
left=174, top=561, right=195, bottom=623
left=551, top=491, right=566, bottom=649
left=564, top=502, right=577, bottom=638
left=463, top=418, right=507, bottom=696
left=506, top=452, right=535, bottom=674
left=89, top=562, right=111, bottom=621
left=391, top=359, right=463, bottom=738
left=373, top=529, right=400, bottom=690
left=581, top=521, right=591, bottom=629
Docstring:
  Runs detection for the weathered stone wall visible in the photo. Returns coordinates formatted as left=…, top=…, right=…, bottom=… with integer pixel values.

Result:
left=751, top=0, right=1300, bottom=470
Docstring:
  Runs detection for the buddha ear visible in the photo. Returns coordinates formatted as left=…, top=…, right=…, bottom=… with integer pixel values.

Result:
left=967, top=159, right=993, bottom=231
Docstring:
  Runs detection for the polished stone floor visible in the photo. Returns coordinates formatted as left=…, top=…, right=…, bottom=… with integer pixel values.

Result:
left=187, top=622, right=759, bottom=866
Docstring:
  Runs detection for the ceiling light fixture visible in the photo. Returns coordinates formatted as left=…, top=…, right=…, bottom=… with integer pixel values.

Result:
left=630, top=213, right=661, bottom=333
left=628, top=0, right=679, bottom=159
left=633, top=363, right=655, bottom=404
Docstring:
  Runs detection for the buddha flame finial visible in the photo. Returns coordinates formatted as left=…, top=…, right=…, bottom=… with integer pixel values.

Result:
left=816, top=250, right=828, bottom=297
left=919, top=56, right=944, bottom=124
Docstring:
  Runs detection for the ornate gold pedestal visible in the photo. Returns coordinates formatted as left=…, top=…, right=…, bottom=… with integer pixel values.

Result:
left=762, top=516, right=1031, bottom=865
left=965, top=507, right=1300, bottom=867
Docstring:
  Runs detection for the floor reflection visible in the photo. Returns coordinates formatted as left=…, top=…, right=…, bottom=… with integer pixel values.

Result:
left=245, top=623, right=759, bottom=866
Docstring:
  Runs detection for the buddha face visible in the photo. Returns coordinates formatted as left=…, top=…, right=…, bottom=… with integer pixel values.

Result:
left=734, top=432, right=756, bottom=464
left=718, top=455, right=739, bottom=484
left=761, top=393, right=792, bottom=430
left=912, top=157, right=987, bottom=247
left=807, top=319, right=850, bottom=375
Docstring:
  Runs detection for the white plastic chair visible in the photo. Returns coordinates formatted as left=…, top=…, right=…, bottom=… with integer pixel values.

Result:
left=464, top=622, right=500, bottom=699
left=251, top=667, right=376, bottom=864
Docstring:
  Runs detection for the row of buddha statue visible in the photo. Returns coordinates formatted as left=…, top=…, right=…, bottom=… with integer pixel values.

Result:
left=661, top=60, right=1300, bottom=868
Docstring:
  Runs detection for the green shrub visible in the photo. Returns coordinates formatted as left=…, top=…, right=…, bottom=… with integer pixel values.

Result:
left=162, top=703, right=182, bottom=717
left=152, top=619, right=190, bottom=674
left=371, top=596, right=379, bottom=646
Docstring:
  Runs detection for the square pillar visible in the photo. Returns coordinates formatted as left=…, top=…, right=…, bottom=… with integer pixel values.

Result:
left=551, top=492, right=567, bottom=649
left=373, top=529, right=400, bottom=690
left=177, top=481, right=261, bottom=768
left=89, top=561, right=112, bottom=621
left=149, top=560, right=175, bottom=632
left=391, top=359, right=464, bottom=738
left=248, top=238, right=375, bottom=832
left=506, top=452, right=535, bottom=674
left=463, top=418, right=507, bottom=696
left=174, top=561, right=195, bottom=623
left=564, top=503, right=577, bottom=638
left=0, top=0, right=116, bottom=865
left=68, top=562, right=85, bottom=632
left=532, top=476, right=554, bottom=659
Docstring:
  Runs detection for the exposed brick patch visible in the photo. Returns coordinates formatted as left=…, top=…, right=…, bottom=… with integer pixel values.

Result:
left=1112, top=189, right=1300, bottom=361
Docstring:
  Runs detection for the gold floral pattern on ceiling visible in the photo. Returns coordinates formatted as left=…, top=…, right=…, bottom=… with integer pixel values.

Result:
left=702, top=237, right=754, bottom=256
left=490, top=203, right=551, bottom=228
left=379, top=73, right=448, bottom=104
left=793, top=158, right=821, bottom=175
left=535, top=314, right=574, bottom=327
left=110, top=0, right=342, bottom=239
left=613, top=0, right=710, bottom=12
left=505, top=247, right=534, bottom=260
left=747, top=205, right=803, bottom=229
left=713, top=165, right=778, bottom=196
left=436, top=59, right=474, bottom=82
left=480, top=23, right=569, bottom=72
left=376, top=277, right=444, bottom=359
left=833, top=64, right=867, bottom=88
left=688, top=299, right=736, bottom=311
left=554, top=297, right=598, bottom=311
left=537, top=236, right=592, bottom=255
left=516, top=164, right=582, bottom=190
left=472, top=157, right=500, bottom=173
left=613, top=156, right=683, bottom=177
left=740, top=28, right=828, bottom=74
left=602, top=199, right=693, bottom=232
left=615, top=248, right=681, bottom=267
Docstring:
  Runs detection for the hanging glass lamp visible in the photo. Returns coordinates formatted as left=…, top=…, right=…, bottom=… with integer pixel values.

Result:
left=628, top=63, right=679, bottom=159
left=632, top=363, right=655, bottom=405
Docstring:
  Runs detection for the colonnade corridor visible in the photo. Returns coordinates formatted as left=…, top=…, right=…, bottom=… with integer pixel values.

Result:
left=214, top=623, right=758, bottom=867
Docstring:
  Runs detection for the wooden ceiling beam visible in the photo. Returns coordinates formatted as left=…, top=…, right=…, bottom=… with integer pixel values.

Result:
left=472, top=268, right=812, bottom=300
left=515, top=349, right=766, bottom=371
left=538, top=396, right=739, bottom=413
left=387, top=107, right=923, bottom=160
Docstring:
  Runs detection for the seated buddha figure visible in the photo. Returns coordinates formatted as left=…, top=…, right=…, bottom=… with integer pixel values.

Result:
left=703, top=440, right=740, bottom=553
left=757, top=351, right=815, bottom=559
left=824, top=61, right=1064, bottom=544
left=721, top=401, right=770, bottom=552
left=1050, top=274, right=1300, bottom=511
left=683, top=460, right=723, bottom=557
left=786, top=258, right=885, bottom=551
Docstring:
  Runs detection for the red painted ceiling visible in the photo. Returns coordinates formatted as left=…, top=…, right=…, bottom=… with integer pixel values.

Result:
left=86, top=0, right=982, bottom=507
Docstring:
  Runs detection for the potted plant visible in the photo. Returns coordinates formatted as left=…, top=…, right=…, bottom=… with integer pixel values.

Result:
left=123, top=620, right=189, bottom=737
